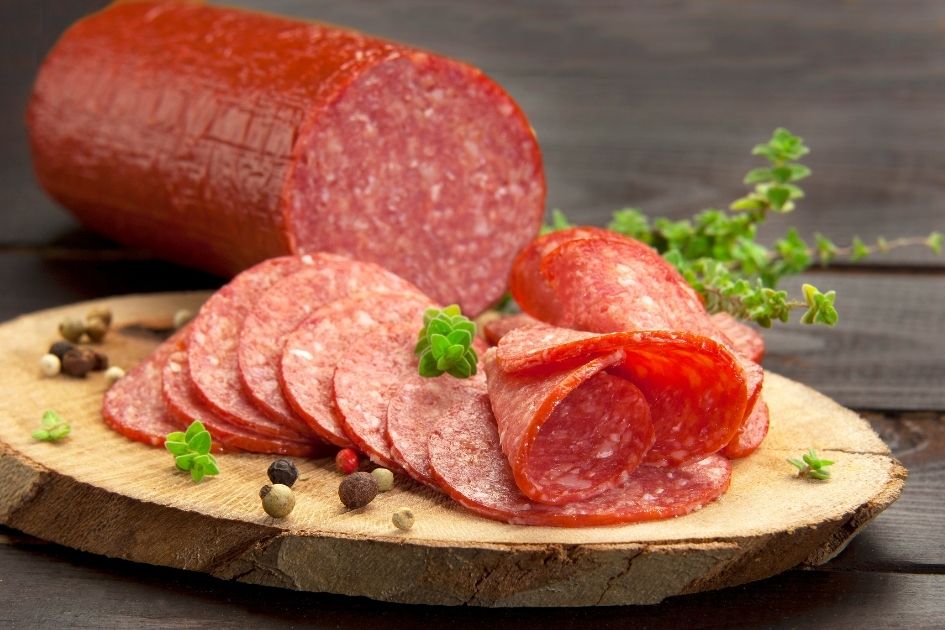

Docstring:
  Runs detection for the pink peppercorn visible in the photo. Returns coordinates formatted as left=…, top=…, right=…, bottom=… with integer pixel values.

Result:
left=335, top=448, right=359, bottom=475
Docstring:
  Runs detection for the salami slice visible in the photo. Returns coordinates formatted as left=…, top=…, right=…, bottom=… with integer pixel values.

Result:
left=281, top=291, right=434, bottom=448
left=721, top=398, right=770, bottom=459
left=537, top=234, right=765, bottom=440
left=508, top=226, right=619, bottom=322
left=188, top=256, right=316, bottom=440
left=102, top=330, right=191, bottom=448
left=490, top=325, right=747, bottom=471
left=711, top=312, right=765, bottom=364
left=238, top=253, right=420, bottom=427
left=163, top=346, right=326, bottom=457
left=429, top=394, right=732, bottom=527
left=484, top=349, right=654, bottom=504
left=482, top=312, right=542, bottom=346
left=386, top=372, right=487, bottom=485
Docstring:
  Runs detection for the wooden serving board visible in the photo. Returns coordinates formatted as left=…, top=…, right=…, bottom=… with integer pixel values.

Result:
left=0, top=293, right=905, bottom=607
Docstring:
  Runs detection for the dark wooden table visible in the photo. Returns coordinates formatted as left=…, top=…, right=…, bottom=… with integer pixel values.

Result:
left=2, top=1, right=943, bottom=627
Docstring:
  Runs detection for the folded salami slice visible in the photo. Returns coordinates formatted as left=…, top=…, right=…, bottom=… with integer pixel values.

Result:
left=188, top=256, right=317, bottom=440
left=711, top=312, right=765, bottom=364
left=238, top=253, right=421, bottom=427
left=102, top=330, right=191, bottom=448
left=491, top=325, right=747, bottom=474
left=281, top=291, right=434, bottom=448
left=482, top=312, right=542, bottom=346
left=429, top=394, right=732, bottom=527
left=386, top=372, right=487, bottom=485
left=482, top=347, right=650, bottom=503
left=163, top=347, right=327, bottom=457
left=526, top=231, right=765, bottom=455
left=508, top=226, right=619, bottom=322
left=721, top=398, right=769, bottom=459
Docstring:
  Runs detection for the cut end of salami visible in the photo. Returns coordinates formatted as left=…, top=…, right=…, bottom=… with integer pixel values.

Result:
left=429, top=394, right=732, bottom=527
left=722, top=399, right=770, bottom=459
left=287, top=52, right=544, bottom=315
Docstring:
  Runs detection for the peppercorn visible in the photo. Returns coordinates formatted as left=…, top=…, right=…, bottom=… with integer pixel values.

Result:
left=392, top=507, right=415, bottom=531
left=39, top=354, right=61, bottom=377
left=260, top=483, right=295, bottom=518
left=338, top=471, right=378, bottom=509
left=104, top=366, right=125, bottom=385
left=85, top=317, right=109, bottom=343
left=48, top=341, right=75, bottom=361
left=267, top=459, right=299, bottom=487
left=90, top=351, right=108, bottom=371
left=61, top=347, right=97, bottom=377
left=335, top=448, right=359, bottom=475
left=371, top=467, right=394, bottom=492
left=86, top=306, right=113, bottom=327
left=58, top=316, right=86, bottom=343
left=173, top=308, right=194, bottom=329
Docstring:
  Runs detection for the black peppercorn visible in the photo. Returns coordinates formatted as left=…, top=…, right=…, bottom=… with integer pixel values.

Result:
left=267, top=459, right=299, bottom=487
left=339, top=472, right=378, bottom=509
left=48, top=341, right=75, bottom=361
left=92, top=351, right=109, bottom=371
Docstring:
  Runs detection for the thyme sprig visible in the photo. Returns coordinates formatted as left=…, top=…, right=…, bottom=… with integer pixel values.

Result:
left=32, top=410, right=70, bottom=442
left=788, top=448, right=835, bottom=480
left=415, top=305, right=478, bottom=379
left=545, top=128, right=941, bottom=327
left=165, top=421, right=219, bottom=483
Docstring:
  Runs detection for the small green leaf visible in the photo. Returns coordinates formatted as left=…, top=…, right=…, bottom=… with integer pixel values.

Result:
left=851, top=236, right=870, bottom=261
left=447, top=329, right=472, bottom=347
left=202, top=456, right=220, bottom=476
left=191, top=464, right=206, bottom=483
left=730, top=195, right=766, bottom=212
left=175, top=453, right=195, bottom=471
left=927, top=231, right=943, bottom=255
left=184, top=421, right=204, bottom=442
left=166, top=431, right=186, bottom=443
left=787, top=458, right=806, bottom=471
left=49, top=425, right=71, bottom=440
left=42, top=411, right=61, bottom=428
left=765, top=186, right=791, bottom=211
left=165, top=441, right=190, bottom=456
left=430, top=333, right=450, bottom=358
left=187, top=430, right=212, bottom=455
left=413, top=337, right=430, bottom=357
left=427, top=318, right=450, bottom=337
left=418, top=351, right=442, bottom=377
left=32, top=430, right=50, bottom=441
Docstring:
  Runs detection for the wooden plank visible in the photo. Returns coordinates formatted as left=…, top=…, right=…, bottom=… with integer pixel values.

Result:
left=0, top=540, right=942, bottom=627
left=828, top=412, right=945, bottom=572
left=762, top=272, right=945, bottom=410
left=3, top=0, right=944, bottom=264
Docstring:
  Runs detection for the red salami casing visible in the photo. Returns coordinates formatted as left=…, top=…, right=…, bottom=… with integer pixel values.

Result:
left=27, top=2, right=546, bottom=315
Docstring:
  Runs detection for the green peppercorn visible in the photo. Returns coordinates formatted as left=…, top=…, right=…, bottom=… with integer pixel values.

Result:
left=392, top=507, right=415, bottom=531
left=260, top=483, right=295, bottom=518
left=58, top=317, right=86, bottom=343
left=85, top=317, right=109, bottom=343
left=86, top=307, right=113, bottom=327
left=339, top=472, right=378, bottom=508
left=371, top=468, right=394, bottom=492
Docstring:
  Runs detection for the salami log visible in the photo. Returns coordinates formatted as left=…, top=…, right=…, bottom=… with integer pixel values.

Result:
left=280, top=291, right=434, bottom=448
left=188, top=256, right=319, bottom=440
left=27, top=1, right=545, bottom=315
left=238, top=253, right=420, bottom=427
left=102, top=329, right=190, bottom=449
left=429, top=394, right=732, bottom=527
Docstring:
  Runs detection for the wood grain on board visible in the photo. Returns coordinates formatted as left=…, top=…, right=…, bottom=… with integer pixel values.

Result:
left=0, top=293, right=903, bottom=606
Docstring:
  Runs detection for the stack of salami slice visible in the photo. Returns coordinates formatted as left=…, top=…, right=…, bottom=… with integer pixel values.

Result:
left=103, top=228, right=768, bottom=527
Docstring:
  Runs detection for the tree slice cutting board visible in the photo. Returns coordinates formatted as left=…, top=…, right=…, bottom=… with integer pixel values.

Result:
left=0, top=293, right=905, bottom=607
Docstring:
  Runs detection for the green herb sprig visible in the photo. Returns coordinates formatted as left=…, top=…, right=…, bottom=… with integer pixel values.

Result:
left=544, top=128, right=941, bottom=328
left=788, top=448, right=835, bottom=480
left=165, top=421, right=219, bottom=483
left=32, top=410, right=71, bottom=442
left=415, top=305, right=478, bottom=379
